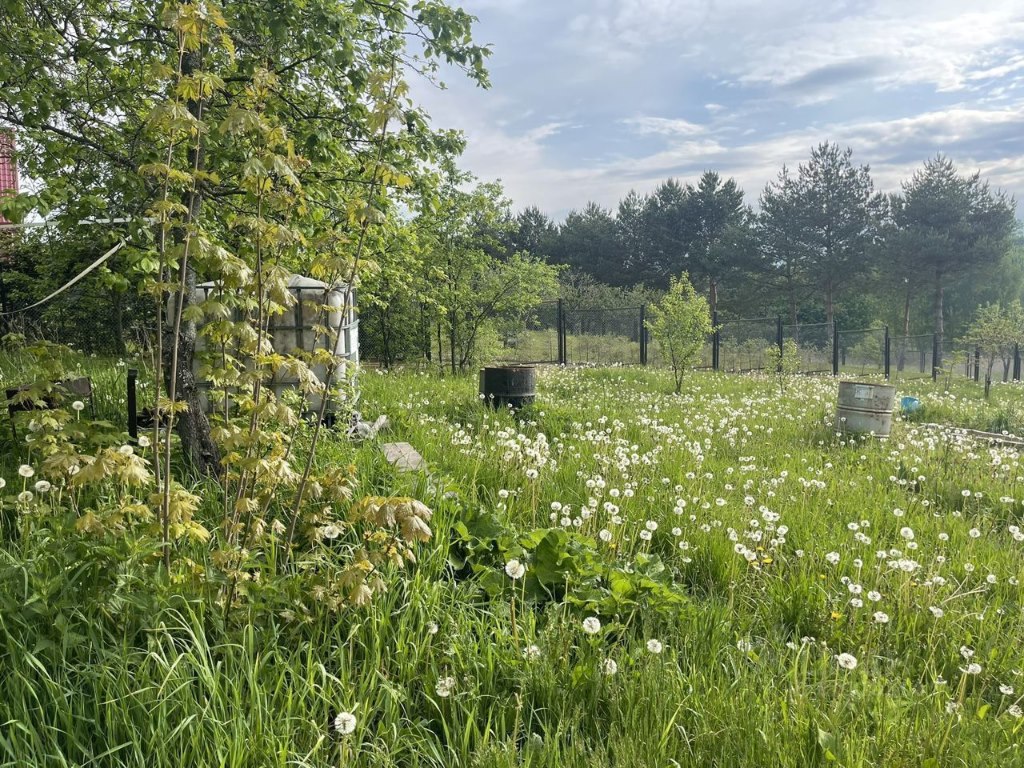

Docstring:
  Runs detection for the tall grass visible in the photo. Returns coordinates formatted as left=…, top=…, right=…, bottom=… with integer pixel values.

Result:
left=2, top=361, right=1024, bottom=765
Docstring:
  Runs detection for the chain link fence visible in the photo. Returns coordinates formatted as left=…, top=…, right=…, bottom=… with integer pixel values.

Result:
left=492, top=300, right=561, bottom=365
left=837, top=327, right=886, bottom=377
left=716, top=317, right=777, bottom=372
left=785, top=321, right=833, bottom=374
left=564, top=306, right=643, bottom=366
left=1, top=284, right=154, bottom=356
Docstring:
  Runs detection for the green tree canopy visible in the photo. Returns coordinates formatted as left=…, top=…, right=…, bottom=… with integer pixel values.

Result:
left=893, top=155, right=1018, bottom=362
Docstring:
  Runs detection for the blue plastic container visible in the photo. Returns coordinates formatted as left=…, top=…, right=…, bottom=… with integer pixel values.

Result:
left=900, top=396, right=921, bottom=414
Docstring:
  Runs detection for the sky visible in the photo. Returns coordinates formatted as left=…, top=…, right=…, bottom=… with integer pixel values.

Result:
left=411, top=0, right=1024, bottom=221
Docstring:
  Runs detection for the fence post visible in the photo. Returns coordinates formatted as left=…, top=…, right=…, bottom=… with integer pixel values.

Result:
left=1015, top=343, right=1021, bottom=382
left=0, top=260, right=9, bottom=336
left=931, top=334, right=939, bottom=381
left=712, top=311, right=720, bottom=371
left=556, top=299, right=565, bottom=365
left=832, top=321, right=839, bottom=376
left=974, top=347, right=980, bottom=382
left=883, top=326, right=891, bottom=380
left=639, top=304, right=647, bottom=365
left=776, top=316, right=783, bottom=354
left=127, top=368, right=138, bottom=441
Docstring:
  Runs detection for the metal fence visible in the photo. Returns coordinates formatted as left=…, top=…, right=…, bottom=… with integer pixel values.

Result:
left=1, top=284, right=154, bottom=356
left=716, top=320, right=1020, bottom=382
left=493, top=301, right=649, bottom=366
left=7, top=273, right=1020, bottom=385
left=717, top=316, right=777, bottom=372
left=839, top=327, right=887, bottom=376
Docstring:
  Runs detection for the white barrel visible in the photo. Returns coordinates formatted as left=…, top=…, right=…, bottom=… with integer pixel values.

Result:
left=837, top=381, right=896, bottom=437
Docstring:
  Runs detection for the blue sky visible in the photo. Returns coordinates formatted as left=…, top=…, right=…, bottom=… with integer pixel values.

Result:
left=412, top=0, right=1024, bottom=220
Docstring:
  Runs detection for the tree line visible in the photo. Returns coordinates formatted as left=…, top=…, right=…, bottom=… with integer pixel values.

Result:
left=504, top=145, right=1022, bottom=351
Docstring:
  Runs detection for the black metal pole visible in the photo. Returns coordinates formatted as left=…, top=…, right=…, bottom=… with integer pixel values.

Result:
left=1014, top=343, right=1021, bottom=382
left=127, top=367, right=138, bottom=441
left=712, top=311, right=720, bottom=371
left=639, top=304, right=647, bottom=365
left=974, top=347, right=980, bottom=382
left=559, top=302, right=568, bottom=365
left=884, top=326, right=891, bottom=380
left=832, top=321, right=839, bottom=376
left=556, top=299, right=564, bottom=365
left=776, top=316, right=783, bottom=354
left=931, top=334, right=939, bottom=381
left=0, top=260, right=9, bottom=336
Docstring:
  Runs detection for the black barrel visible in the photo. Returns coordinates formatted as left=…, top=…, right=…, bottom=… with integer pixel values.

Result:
left=479, top=365, right=536, bottom=409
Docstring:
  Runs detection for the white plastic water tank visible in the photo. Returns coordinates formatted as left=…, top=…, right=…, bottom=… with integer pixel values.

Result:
left=175, top=274, right=358, bottom=416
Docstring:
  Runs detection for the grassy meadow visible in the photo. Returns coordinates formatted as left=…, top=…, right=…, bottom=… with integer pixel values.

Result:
left=2, top=354, right=1024, bottom=766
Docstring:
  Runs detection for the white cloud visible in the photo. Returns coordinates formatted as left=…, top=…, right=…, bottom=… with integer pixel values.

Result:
left=414, top=1, right=1024, bottom=216
left=621, top=116, right=707, bottom=136
left=564, top=0, right=1024, bottom=101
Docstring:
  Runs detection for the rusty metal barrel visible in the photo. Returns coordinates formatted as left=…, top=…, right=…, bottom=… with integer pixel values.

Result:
left=479, top=365, right=536, bottom=409
left=837, top=381, right=896, bottom=437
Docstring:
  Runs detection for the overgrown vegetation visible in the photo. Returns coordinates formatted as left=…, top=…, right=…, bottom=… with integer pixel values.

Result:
left=3, top=357, right=1024, bottom=766
left=1, top=2, right=1023, bottom=767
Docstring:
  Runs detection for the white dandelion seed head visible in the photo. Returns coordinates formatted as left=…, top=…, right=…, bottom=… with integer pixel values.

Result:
left=333, top=711, right=357, bottom=735
left=835, top=652, right=858, bottom=670
left=504, top=559, right=526, bottom=580
left=435, top=676, right=455, bottom=698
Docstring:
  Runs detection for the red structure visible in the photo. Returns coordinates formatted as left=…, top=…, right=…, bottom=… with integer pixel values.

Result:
left=0, top=131, right=18, bottom=224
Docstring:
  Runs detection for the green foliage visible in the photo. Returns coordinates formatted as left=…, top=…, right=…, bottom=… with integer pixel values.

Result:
left=450, top=505, right=688, bottom=621
left=3, top=363, right=1024, bottom=764
left=416, top=172, right=561, bottom=372
left=646, top=274, right=713, bottom=392
left=893, top=156, right=1018, bottom=345
left=965, top=301, right=1024, bottom=379
left=765, top=338, right=802, bottom=393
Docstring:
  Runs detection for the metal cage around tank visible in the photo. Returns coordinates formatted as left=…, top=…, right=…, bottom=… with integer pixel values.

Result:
left=187, top=274, right=358, bottom=415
